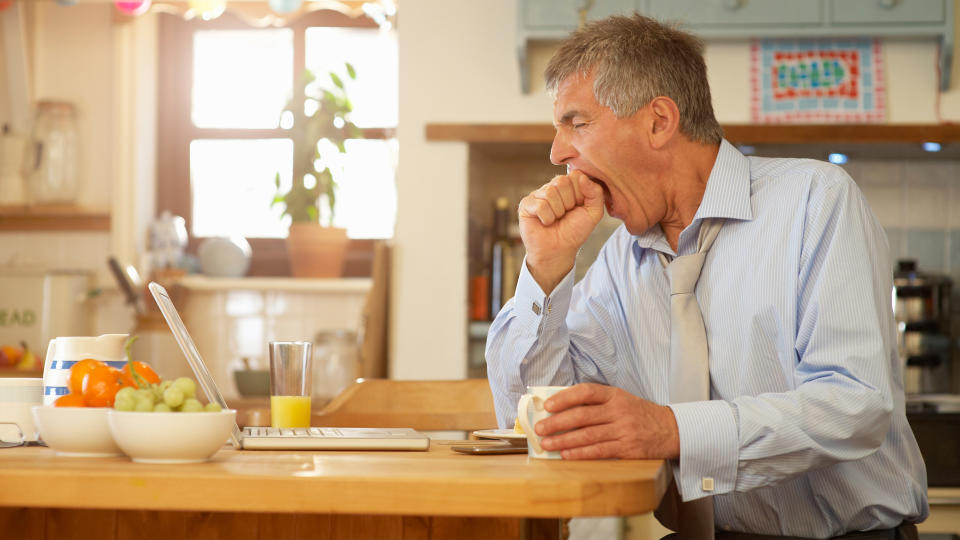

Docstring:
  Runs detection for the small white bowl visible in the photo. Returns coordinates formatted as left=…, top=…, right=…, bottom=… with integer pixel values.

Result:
left=107, top=409, right=236, bottom=464
left=32, top=406, right=123, bottom=457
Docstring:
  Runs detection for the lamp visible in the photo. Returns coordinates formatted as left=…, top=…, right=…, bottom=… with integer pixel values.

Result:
left=188, top=0, right=227, bottom=21
left=115, top=0, right=152, bottom=16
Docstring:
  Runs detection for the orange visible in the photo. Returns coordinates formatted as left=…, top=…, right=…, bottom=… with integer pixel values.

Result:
left=54, top=393, right=87, bottom=407
left=82, top=364, right=125, bottom=407
left=69, top=359, right=103, bottom=395
left=121, top=361, right=160, bottom=389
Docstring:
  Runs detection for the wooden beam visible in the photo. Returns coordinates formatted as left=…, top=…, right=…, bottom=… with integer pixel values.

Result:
left=425, top=123, right=960, bottom=144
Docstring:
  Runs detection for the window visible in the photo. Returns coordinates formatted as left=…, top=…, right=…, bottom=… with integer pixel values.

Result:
left=157, top=10, right=397, bottom=276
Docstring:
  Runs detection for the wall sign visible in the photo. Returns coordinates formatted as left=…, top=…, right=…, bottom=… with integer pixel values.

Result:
left=751, top=39, right=885, bottom=123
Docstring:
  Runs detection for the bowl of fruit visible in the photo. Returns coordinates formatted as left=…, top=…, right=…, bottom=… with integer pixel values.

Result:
left=30, top=349, right=151, bottom=457
left=107, top=376, right=235, bottom=464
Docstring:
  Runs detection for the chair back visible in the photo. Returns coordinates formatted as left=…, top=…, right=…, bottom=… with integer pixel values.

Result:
left=313, top=378, right=497, bottom=432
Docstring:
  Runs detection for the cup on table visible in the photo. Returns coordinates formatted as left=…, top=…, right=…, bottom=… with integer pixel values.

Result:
left=516, top=385, right=568, bottom=459
left=268, top=341, right=312, bottom=428
left=0, top=378, right=43, bottom=444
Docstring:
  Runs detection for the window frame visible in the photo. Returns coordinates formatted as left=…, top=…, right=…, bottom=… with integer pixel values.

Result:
left=156, top=10, right=392, bottom=276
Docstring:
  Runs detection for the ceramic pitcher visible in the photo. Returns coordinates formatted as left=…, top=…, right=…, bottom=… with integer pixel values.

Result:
left=42, top=334, right=128, bottom=406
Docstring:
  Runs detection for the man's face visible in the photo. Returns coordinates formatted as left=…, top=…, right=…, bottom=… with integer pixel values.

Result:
left=549, top=72, right=662, bottom=234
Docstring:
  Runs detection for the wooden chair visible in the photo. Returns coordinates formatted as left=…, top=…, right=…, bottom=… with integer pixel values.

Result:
left=311, top=378, right=498, bottom=433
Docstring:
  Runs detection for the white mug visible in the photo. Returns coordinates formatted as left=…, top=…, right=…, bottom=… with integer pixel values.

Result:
left=42, top=334, right=128, bottom=406
left=0, top=378, right=43, bottom=442
left=516, top=385, right=568, bottom=459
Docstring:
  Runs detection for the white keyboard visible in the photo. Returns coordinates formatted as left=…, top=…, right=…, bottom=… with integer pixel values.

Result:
left=240, top=426, right=431, bottom=451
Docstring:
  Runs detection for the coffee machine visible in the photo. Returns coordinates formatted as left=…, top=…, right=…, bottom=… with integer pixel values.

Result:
left=893, top=259, right=954, bottom=395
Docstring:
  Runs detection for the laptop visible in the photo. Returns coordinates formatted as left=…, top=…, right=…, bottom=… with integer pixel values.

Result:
left=148, top=281, right=430, bottom=451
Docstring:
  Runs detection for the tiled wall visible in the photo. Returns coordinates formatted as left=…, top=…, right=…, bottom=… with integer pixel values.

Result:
left=848, top=160, right=960, bottom=283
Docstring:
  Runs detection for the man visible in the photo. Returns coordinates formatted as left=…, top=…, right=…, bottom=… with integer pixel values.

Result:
left=486, top=14, right=928, bottom=538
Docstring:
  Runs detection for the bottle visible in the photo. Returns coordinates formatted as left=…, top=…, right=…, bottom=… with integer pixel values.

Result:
left=23, top=101, right=79, bottom=205
left=489, top=197, right=517, bottom=318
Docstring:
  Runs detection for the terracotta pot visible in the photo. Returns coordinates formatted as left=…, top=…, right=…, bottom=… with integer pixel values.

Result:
left=286, top=223, right=348, bottom=278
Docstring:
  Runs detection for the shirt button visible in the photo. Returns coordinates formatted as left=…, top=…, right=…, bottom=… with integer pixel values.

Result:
left=702, top=477, right=715, bottom=492
left=532, top=302, right=541, bottom=315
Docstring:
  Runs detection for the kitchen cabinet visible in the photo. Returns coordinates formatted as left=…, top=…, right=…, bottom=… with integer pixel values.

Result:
left=517, top=0, right=954, bottom=92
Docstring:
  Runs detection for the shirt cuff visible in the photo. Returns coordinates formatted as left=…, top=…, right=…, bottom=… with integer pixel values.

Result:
left=513, top=256, right=575, bottom=334
left=668, top=400, right=739, bottom=501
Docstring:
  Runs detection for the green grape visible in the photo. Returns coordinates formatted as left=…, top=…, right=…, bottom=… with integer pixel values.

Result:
left=134, top=398, right=153, bottom=412
left=163, top=386, right=184, bottom=408
left=153, top=403, right=172, bottom=412
left=159, top=379, right=174, bottom=392
left=134, top=388, right=155, bottom=411
left=114, top=394, right=135, bottom=411
left=204, top=402, right=222, bottom=412
left=180, top=398, right=203, bottom=412
left=172, top=377, right=197, bottom=400
left=115, top=387, right=137, bottom=402
left=150, top=383, right=164, bottom=403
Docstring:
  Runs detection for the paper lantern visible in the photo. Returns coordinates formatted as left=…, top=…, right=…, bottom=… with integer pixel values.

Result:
left=188, top=0, right=227, bottom=21
left=268, top=0, right=302, bottom=14
left=114, top=0, right=151, bottom=16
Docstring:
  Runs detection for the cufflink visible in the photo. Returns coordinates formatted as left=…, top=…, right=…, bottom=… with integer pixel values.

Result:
left=532, top=302, right=541, bottom=315
left=702, top=477, right=715, bottom=492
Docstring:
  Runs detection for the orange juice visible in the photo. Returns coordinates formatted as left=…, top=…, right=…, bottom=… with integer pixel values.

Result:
left=270, top=395, right=312, bottom=428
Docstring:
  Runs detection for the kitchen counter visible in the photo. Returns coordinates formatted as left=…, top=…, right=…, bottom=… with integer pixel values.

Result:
left=0, top=443, right=667, bottom=540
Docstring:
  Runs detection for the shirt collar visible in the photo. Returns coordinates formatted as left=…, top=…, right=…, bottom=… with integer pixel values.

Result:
left=631, top=138, right=753, bottom=262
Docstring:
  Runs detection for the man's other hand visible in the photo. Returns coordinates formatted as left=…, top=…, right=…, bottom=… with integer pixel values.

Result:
left=536, top=383, right=680, bottom=460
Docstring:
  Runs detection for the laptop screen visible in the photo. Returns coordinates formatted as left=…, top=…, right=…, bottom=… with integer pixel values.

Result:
left=148, top=281, right=243, bottom=448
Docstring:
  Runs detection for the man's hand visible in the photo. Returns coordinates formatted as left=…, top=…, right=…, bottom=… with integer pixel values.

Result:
left=518, top=170, right=605, bottom=294
left=536, top=383, right=680, bottom=460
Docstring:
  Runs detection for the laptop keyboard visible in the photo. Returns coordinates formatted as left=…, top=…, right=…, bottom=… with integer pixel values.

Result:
left=245, top=427, right=346, bottom=438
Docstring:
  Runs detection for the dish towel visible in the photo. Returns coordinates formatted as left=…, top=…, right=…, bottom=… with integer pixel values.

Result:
left=654, top=218, right=723, bottom=540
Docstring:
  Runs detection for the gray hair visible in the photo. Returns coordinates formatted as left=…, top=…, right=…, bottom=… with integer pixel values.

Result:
left=544, top=14, right=723, bottom=145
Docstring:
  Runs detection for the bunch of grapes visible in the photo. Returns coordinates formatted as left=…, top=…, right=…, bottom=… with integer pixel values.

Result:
left=113, top=376, right=222, bottom=413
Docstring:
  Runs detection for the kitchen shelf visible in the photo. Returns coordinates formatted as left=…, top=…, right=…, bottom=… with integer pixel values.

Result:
left=0, top=205, right=110, bottom=232
left=425, top=123, right=960, bottom=144
left=0, top=369, right=42, bottom=378
left=179, top=275, right=372, bottom=293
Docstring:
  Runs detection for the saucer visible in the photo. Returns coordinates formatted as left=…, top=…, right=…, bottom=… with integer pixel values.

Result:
left=472, top=429, right=528, bottom=446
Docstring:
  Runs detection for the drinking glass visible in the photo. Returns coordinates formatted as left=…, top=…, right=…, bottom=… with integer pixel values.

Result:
left=268, top=341, right=312, bottom=428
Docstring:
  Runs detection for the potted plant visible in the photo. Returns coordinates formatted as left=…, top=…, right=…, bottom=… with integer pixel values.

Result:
left=272, top=63, right=363, bottom=277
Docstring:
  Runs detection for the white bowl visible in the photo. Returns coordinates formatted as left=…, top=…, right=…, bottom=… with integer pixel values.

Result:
left=32, top=406, right=123, bottom=457
left=107, top=409, right=236, bottom=464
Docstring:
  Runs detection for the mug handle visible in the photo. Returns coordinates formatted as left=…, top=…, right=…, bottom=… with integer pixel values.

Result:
left=516, top=394, right=545, bottom=454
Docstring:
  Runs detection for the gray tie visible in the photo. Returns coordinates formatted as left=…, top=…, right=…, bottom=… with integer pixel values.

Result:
left=654, top=218, right=723, bottom=539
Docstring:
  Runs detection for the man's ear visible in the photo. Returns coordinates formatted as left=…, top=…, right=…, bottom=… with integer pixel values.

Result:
left=647, top=96, right=680, bottom=149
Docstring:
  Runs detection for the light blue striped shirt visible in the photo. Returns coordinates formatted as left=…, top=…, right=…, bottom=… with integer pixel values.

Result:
left=486, top=140, right=928, bottom=536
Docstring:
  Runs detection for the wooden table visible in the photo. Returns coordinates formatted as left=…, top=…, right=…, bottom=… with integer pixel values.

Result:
left=0, top=442, right=667, bottom=540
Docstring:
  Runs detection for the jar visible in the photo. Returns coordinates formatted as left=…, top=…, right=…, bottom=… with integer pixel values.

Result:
left=22, top=101, right=79, bottom=204
left=312, top=329, right=359, bottom=400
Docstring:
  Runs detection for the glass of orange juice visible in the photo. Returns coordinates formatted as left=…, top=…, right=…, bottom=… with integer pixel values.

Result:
left=268, top=341, right=312, bottom=428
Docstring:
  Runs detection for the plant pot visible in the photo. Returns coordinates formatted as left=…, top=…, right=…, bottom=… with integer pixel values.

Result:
left=286, top=224, right=348, bottom=278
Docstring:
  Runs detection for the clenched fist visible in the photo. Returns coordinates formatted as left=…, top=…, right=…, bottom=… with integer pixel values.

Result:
left=518, top=170, right=605, bottom=294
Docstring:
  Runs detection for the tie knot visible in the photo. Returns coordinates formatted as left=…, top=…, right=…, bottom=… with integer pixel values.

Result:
left=667, top=252, right=707, bottom=294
